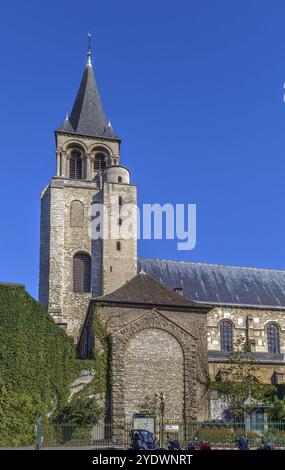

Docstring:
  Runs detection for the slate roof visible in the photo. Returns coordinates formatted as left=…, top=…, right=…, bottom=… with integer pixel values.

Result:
left=138, top=258, right=285, bottom=309
left=57, top=59, right=119, bottom=140
left=97, top=272, right=207, bottom=309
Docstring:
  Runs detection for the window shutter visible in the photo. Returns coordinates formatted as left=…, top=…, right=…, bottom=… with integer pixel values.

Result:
left=94, top=153, right=107, bottom=171
left=73, top=253, right=91, bottom=293
left=69, top=150, right=82, bottom=179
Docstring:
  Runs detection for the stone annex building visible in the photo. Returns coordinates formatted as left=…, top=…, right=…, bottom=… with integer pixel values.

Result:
left=39, top=47, right=285, bottom=427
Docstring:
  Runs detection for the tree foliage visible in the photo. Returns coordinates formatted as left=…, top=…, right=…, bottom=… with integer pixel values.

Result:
left=138, top=394, right=161, bottom=415
left=211, top=335, right=275, bottom=418
left=268, top=398, right=285, bottom=421
left=52, top=306, right=110, bottom=426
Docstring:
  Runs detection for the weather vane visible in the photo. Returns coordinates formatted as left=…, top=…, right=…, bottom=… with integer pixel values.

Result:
left=87, top=33, right=92, bottom=66
left=88, top=32, right=92, bottom=51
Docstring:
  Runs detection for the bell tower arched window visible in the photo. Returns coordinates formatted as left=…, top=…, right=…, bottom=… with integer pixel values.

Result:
left=69, top=150, right=82, bottom=179
left=267, top=323, right=280, bottom=353
left=94, top=153, right=107, bottom=171
left=73, top=252, right=91, bottom=293
left=220, top=320, right=233, bottom=351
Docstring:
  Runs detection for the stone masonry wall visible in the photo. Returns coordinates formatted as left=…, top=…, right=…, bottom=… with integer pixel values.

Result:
left=124, top=328, right=184, bottom=422
left=62, top=180, right=99, bottom=339
left=207, top=306, right=285, bottom=353
left=39, top=184, right=50, bottom=310
left=102, top=182, right=137, bottom=295
left=97, top=304, right=209, bottom=425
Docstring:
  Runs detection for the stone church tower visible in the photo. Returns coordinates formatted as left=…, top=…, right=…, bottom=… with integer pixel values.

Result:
left=39, top=47, right=137, bottom=339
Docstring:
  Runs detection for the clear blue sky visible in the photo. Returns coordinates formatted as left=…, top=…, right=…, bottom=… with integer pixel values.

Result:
left=1, top=0, right=285, bottom=299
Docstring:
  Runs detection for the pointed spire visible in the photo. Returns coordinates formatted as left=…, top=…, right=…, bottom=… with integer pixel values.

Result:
left=57, top=37, right=119, bottom=141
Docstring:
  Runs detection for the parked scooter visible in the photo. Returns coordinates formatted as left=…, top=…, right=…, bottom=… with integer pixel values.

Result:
left=186, top=438, right=199, bottom=450
left=168, top=439, right=182, bottom=451
left=186, top=438, right=211, bottom=450
left=199, top=441, right=211, bottom=450
left=235, top=436, right=250, bottom=450
left=256, top=441, right=275, bottom=450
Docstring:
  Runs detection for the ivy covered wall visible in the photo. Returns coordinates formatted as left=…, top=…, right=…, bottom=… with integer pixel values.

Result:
left=0, top=284, right=79, bottom=445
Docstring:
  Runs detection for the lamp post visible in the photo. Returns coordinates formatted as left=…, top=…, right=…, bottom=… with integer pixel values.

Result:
left=159, top=393, right=165, bottom=449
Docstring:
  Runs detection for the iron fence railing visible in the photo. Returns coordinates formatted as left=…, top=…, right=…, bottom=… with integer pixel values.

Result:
left=42, top=421, right=285, bottom=448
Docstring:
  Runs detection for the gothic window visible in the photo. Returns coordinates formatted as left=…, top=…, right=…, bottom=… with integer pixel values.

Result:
left=220, top=320, right=233, bottom=351
left=118, top=176, right=122, bottom=183
left=70, top=200, right=84, bottom=227
left=267, top=323, right=280, bottom=354
left=73, top=253, right=91, bottom=293
left=94, top=153, right=107, bottom=171
left=69, top=150, right=83, bottom=179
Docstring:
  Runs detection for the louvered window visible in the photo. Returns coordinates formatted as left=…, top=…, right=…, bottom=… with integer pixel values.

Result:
left=69, top=150, right=82, bottom=179
left=73, top=253, right=91, bottom=293
left=94, top=153, right=107, bottom=171
left=220, top=320, right=233, bottom=351
left=267, top=323, right=280, bottom=353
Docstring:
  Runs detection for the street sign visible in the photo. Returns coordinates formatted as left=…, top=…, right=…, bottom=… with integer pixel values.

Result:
left=165, top=425, right=179, bottom=431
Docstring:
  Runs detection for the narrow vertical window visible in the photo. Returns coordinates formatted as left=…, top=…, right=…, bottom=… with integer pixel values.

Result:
left=118, top=176, right=122, bottom=183
left=73, top=253, right=91, bottom=293
left=69, top=150, right=82, bottom=179
left=220, top=320, right=233, bottom=351
left=267, top=323, right=280, bottom=353
left=117, top=241, right=121, bottom=251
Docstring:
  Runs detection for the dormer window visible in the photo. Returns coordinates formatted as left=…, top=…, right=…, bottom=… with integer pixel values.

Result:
left=69, top=150, right=82, bottom=179
left=94, top=153, right=107, bottom=171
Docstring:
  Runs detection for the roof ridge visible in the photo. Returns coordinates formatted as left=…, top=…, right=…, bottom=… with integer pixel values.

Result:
left=138, top=257, right=285, bottom=274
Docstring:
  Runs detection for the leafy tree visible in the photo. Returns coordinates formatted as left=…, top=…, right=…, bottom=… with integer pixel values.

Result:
left=269, top=399, right=285, bottom=421
left=53, top=395, right=103, bottom=425
left=212, top=334, right=275, bottom=418
left=138, top=394, right=160, bottom=415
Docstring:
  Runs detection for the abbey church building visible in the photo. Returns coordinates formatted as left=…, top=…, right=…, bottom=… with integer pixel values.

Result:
left=39, top=46, right=285, bottom=430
